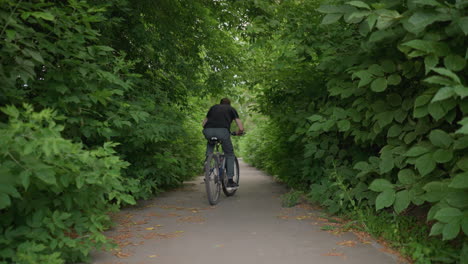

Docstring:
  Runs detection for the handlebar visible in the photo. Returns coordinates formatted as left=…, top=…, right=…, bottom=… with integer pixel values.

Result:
left=231, top=131, right=245, bottom=136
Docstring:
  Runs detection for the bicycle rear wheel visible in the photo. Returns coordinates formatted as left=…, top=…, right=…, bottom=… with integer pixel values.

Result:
left=205, top=154, right=221, bottom=205
left=222, top=157, right=239, bottom=196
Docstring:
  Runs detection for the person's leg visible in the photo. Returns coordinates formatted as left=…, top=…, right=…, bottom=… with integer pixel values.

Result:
left=219, top=129, right=235, bottom=180
left=203, top=128, right=215, bottom=156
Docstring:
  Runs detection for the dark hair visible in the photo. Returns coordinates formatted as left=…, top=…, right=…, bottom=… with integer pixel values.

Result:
left=220, top=98, right=231, bottom=105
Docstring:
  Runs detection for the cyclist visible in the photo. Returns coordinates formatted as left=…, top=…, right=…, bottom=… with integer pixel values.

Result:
left=202, top=98, right=244, bottom=188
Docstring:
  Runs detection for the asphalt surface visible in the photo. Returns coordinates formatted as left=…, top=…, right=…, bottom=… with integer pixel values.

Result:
left=91, top=160, right=401, bottom=264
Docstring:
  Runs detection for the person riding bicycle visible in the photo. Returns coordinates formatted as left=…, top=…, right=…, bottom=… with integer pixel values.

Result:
left=202, top=98, right=244, bottom=188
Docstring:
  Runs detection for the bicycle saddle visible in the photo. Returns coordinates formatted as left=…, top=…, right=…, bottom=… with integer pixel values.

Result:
left=209, top=137, right=219, bottom=145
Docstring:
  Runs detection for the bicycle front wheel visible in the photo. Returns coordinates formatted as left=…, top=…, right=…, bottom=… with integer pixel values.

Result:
left=205, top=154, right=221, bottom=205
left=222, top=157, right=239, bottom=196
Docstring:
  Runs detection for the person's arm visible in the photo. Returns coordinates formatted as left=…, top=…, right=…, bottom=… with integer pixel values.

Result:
left=234, top=118, right=244, bottom=134
left=202, top=118, right=208, bottom=127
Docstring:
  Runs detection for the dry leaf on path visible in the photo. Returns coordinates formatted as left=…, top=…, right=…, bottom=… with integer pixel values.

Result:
left=337, top=240, right=357, bottom=247
left=321, top=250, right=345, bottom=257
left=115, top=251, right=132, bottom=258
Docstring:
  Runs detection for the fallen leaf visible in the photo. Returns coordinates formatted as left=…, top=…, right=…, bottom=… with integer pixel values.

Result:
left=322, top=252, right=345, bottom=257
left=337, top=240, right=357, bottom=247
left=115, top=251, right=132, bottom=258
left=296, top=215, right=308, bottom=220
left=148, top=255, right=158, bottom=258
left=145, top=227, right=155, bottom=230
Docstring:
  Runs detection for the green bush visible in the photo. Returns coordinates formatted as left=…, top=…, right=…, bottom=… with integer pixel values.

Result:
left=0, top=105, right=133, bottom=263
left=240, top=0, right=468, bottom=262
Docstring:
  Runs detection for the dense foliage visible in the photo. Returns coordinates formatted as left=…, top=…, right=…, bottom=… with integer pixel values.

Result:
left=0, top=0, right=240, bottom=263
left=239, top=0, right=468, bottom=262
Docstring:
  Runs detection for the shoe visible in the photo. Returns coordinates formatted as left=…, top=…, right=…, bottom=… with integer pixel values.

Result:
left=227, top=179, right=238, bottom=188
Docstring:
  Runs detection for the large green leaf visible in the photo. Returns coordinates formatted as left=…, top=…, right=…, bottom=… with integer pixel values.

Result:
left=443, top=221, right=461, bottom=240
left=375, top=189, right=396, bottom=210
left=457, top=157, right=468, bottom=171
left=431, top=87, right=455, bottom=102
left=370, top=77, right=387, bottom=92
left=404, top=146, right=430, bottom=157
left=34, top=169, right=57, bottom=185
left=430, top=222, right=444, bottom=236
left=429, top=129, right=452, bottom=148
left=337, top=119, right=351, bottom=131
left=322, top=13, right=342, bottom=24
left=369, top=178, right=394, bottom=192
left=434, top=207, right=463, bottom=223
left=423, top=182, right=449, bottom=202
left=458, top=17, right=468, bottom=35
left=394, top=190, right=410, bottom=213
left=462, top=216, right=468, bottom=235
left=433, top=149, right=453, bottom=163
left=398, top=169, right=416, bottom=184
left=379, top=151, right=394, bottom=173
left=346, top=1, right=370, bottom=10
left=0, top=193, right=11, bottom=209
left=415, top=153, right=436, bottom=176
left=444, top=55, right=466, bottom=72
left=449, top=172, right=468, bottom=189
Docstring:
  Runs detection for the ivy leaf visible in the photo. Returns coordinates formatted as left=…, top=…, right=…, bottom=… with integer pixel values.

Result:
left=370, top=77, right=387, bottom=92
left=394, top=190, right=410, bottom=213
left=375, top=189, right=396, bottom=210
left=369, top=178, right=394, bottom=192
left=429, top=129, right=452, bottom=148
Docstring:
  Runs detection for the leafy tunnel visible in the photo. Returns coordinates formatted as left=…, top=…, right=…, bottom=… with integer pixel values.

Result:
left=0, top=0, right=467, bottom=263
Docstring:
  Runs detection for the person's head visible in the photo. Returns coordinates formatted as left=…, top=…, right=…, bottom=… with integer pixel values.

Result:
left=220, top=98, right=231, bottom=105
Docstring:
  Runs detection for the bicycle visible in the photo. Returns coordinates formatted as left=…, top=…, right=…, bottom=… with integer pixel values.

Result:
left=204, top=132, right=241, bottom=205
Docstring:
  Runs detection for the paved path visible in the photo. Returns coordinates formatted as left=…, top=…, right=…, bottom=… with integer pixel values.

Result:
left=92, top=160, right=401, bottom=264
